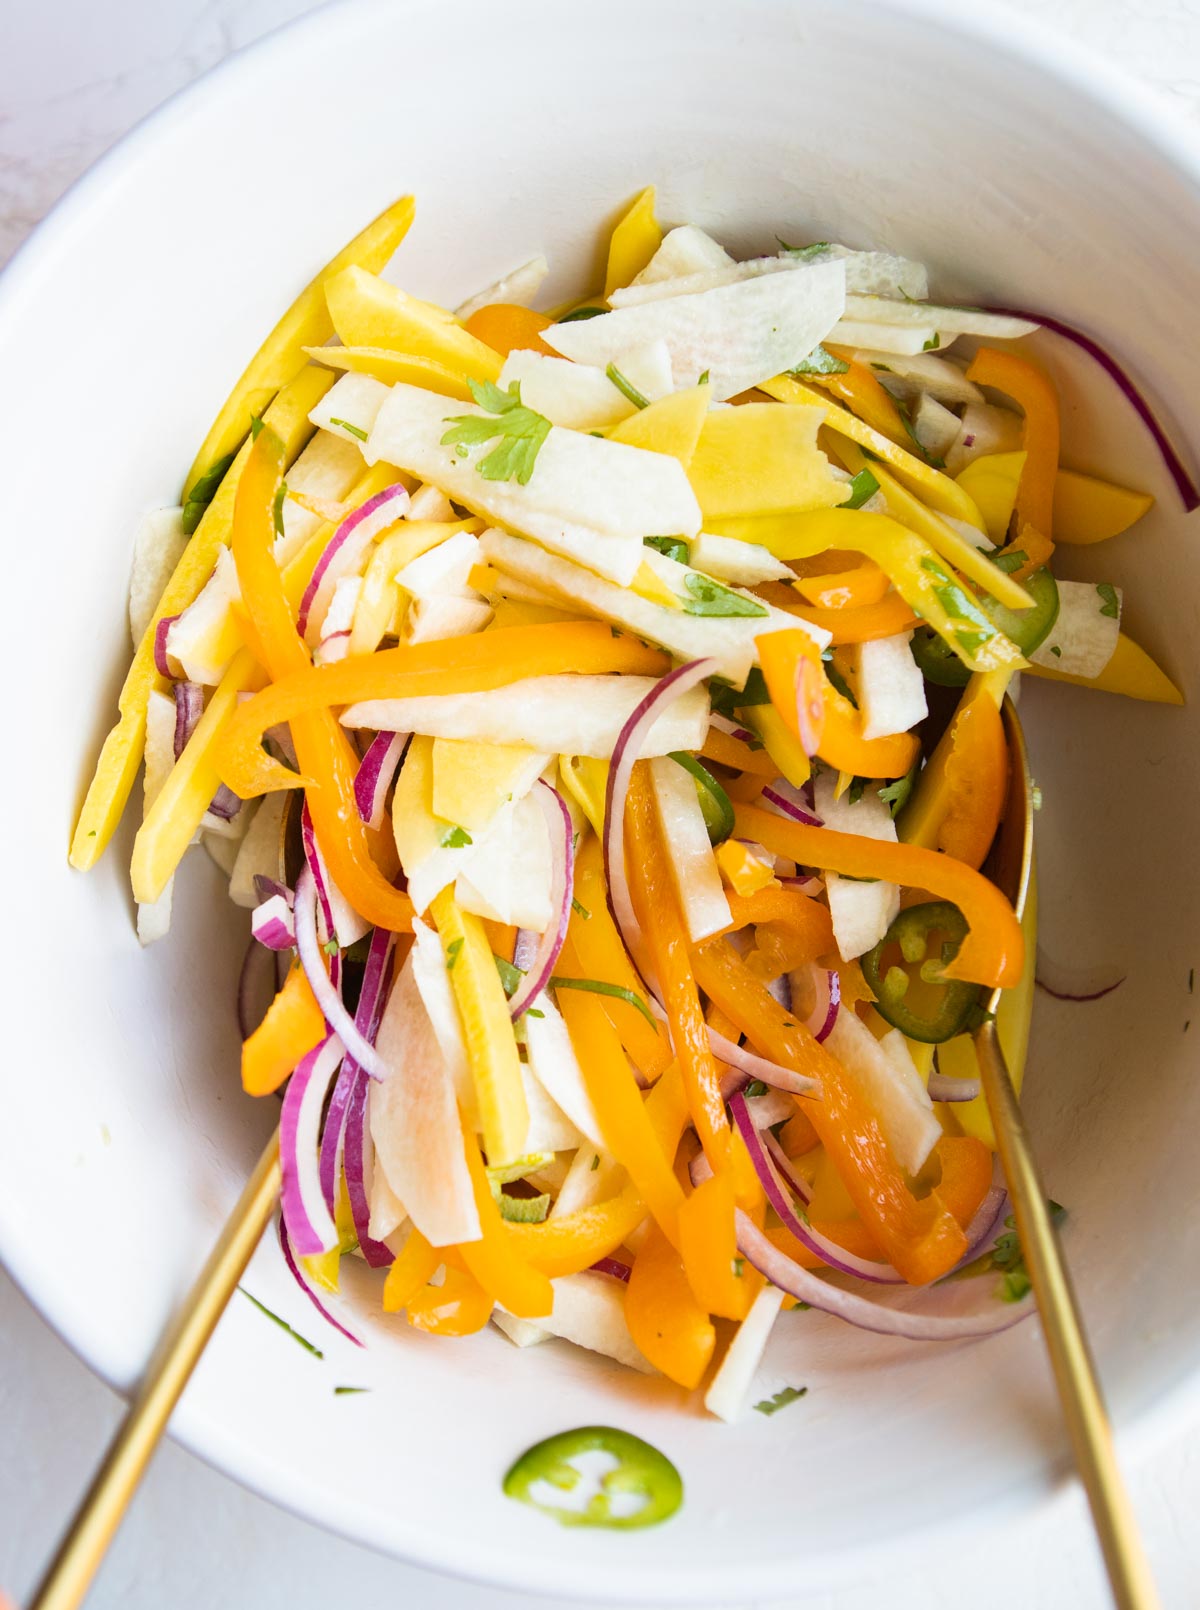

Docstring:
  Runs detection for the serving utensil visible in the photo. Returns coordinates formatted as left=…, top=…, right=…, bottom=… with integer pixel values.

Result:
left=30, top=702, right=1158, bottom=1610
left=977, top=698, right=1158, bottom=1610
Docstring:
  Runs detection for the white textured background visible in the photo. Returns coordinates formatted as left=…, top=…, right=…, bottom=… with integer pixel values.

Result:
left=3, top=1, right=1200, bottom=1606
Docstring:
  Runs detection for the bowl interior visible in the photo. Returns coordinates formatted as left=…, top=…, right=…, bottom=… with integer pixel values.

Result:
left=3, top=0, right=1200, bottom=1600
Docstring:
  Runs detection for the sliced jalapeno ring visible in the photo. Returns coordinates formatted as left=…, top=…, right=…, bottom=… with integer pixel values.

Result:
left=668, top=751, right=735, bottom=845
left=502, top=1425, right=683, bottom=1529
left=862, top=901, right=982, bottom=1043
left=910, top=627, right=971, bottom=687
left=980, top=565, right=1059, bottom=656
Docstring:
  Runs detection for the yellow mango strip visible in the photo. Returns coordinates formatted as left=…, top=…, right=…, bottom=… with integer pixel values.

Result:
left=606, top=385, right=710, bottom=466
left=626, top=1221, right=716, bottom=1389
left=712, top=508, right=1025, bottom=675
left=604, top=185, right=662, bottom=297
left=185, top=195, right=414, bottom=499
left=741, top=702, right=811, bottom=787
left=835, top=439, right=1033, bottom=611
left=556, top=968, right=685, bottom=1246
left=431, top=888, right=529, bottom=1167
left=349, top=518, right=480, bottom=657
left=900, top=670, right=1011, bottom=857
left=131, top=648, right=264, bottom=903
left=324, top=265, right=502, bottom=384
left=559, top=755, right=609, bottom=836
left=937, top=858, right=1039, bottom=1149
left=69, top=365, right=333, bottom=871
left=570, top=834, right=673, bottom=1078
left=759, top=373, right=985, bottom=527
left=1025, top=630, right=1183, bottom=703
left=686, top=403, right=848, bottom=520
left=241, top=963, right=326, bottom=1096
left=456, top=1129, right=553, bottom=1317
left=302, top=344, right=474, bottom=401
left=382, top=1229, right=441, bottom=1312
left=1053, top=468, right=1154, bottom=545
left=432, top=739, right=544, bottom=832
left=956, top=451, right=1026, bottom=544
left=216, top=623, right=667, bottom=798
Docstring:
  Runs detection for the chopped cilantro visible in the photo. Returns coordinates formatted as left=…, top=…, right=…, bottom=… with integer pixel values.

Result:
left=445, top=937, right=465, bottom=971
left=644, top=535, right=689, bottom=564
left=697, top=369, right=711, bottom=386
left=732, top=1258, right=745, bottom=1278
left=822, top=648, right=858, bottom=708
left=682, top=573, right=768, bottom=618
left=182, top=451, right=236, bottom=535
left=329, top=417, right=369, bottom=442
left=990, top=549, right=1028, bottom=575
left=847, top=775, right=868, bottom=805
left=878, top=760, right=919, bottom=818
left=558, top=305, right=607, bottom=322
left=249, top=411, right=265, bottom=440
left=493, top=954, right=524, bottom=997
left=606, top=362, right=650, bottom=410
left=239, top=1288, right=323, bottom=1358
left=590, top=1153, right=601, bottom=1171
left=272, top=480, right=288, bottom=538
left=842, top=467, right=880, bottom=510
left=922, top=334, right=941, bottom=351
left=322, top=937, right=340, bottom=957
left=440, top=824, right=473, bottom=849
left=709, top=667, right=771, bottom=716
left=788, top=344, right=849, bottom=376
left=571, top=896, right=591, bottom=920
left=550, top=975, right=656, bottom=1026
left=753, top=1385, right=808, bottom=1416
left=1049, top=646, right=1062, bottom=658
left=778, top=239, right=830, bottom=260
left=742, top=1079, right=768, bottom=1098
left=441, top=379, right=551, bottom=485
left=1096, top=583, right=1120, bottom=619
left=334, top=1385, right=369, bottom=1396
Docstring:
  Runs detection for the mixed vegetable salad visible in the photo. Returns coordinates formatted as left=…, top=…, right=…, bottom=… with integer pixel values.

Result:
left=72, top=186, right=1188, bottom=1503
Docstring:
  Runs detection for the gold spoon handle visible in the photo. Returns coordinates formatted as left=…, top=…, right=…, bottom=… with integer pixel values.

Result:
left=30, top=1129, right=282, bottom=1610
left=974, top=1022, right=1159, bottom=1610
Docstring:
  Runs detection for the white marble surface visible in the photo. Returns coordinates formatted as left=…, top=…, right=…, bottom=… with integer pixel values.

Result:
left=3, top=1, right=1200, bottom=1605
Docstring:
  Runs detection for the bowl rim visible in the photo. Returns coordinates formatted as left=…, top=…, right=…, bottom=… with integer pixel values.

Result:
left=4, top=0, right=1200, bottom=1598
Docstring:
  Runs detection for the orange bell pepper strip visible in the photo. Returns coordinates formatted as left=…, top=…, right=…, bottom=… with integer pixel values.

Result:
left=406, top=1257, right=495, bottom=1337
left=679, top=1167, right=764, bottom=1321
left=764, top=1216, right=885, bottom=1270
left=715, top=884, right=835, bottom=960
left=785, top=594, right=921, bottom=646
left=791, top=561, right=892, bottom=610
left=241, top=963, right=326, bottom=1096
left=625, top=1221, right=717, bottom=1389
left=757, top=629, right=920, bottom=780
left=215, top=622, right=668, bottom=799
left=699, top=724, right=779, bottom=779
left=931, top=1135, right=993, bottom=1228
left=382, top=1229, right=441, bottom=1312
left=456, top=1130, right=553, bottom=1318
left=814, top=350, right=915, bottom=447
left=232, top=428, right=414, bottom=932
left=733, top=800, right=1023, bottom=989
left=569, top=836, right=673, bottom=1078
left=936, top=691, right=1010, bottom=870
left=778, top=1106, right=820, bottom=1158
left=626, top=764, right=731, bottom=1175
left=966, top=347, right=1060, bottom=552
left=555, top=950, right=685, bottom=1245
left=691, top=940, right=968, bottom=1285
left=463, top=303, right=556, bottom=358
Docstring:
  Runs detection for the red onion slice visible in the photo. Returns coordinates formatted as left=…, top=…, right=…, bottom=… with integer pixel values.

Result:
left=294, top=866, right=386, bottom=1077
left=278, top=1218, right=364, bottom=1347
left=173, top=681, right=203, bottom=759
left=297, top=482, right=410, bottom=639
left=953, top=1162, right=1010, bottom=1270
left=730, top=1091, right=904, bottom=1284
left=982, top=306, right=1200, bottom=512
left=927, top=1071, right=981, bottom=1102
left=300, top=801, right=370, bottom=960
left=713, top=1029, right=822, bottom=1099
left=762, top=1130, right=814, bottom=1205
left=590, top=1256, right=632, bottom=1283
left=206, top=784, right=242, bottom=822
left=800, top=964, right=840, bottom=1044
left=251, top=894, right=296, bottom=950
left=254, top=874, right=292, bottom=907
left=778, top=873, right=823, bottom=895
left=1035, top=947, right=1126, bottom=1003
left=280, top=1034, right=345, bottom=1254
left=154, top=615, right=180, bottom=679
left=508, top=782, right=575, bottom=1020
left=354, top=731, right=410, bottom=830
left=343, top=1067, right=395, bottom=1267
left=760, top=781, right=822, bottom=828
left=603, top=658, right=718, bottom=975
left=318, top=925, right=394, bottom=1214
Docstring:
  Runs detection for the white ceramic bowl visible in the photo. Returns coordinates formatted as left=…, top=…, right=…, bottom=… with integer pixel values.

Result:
left=4, top=0, right=1200, bottom=1600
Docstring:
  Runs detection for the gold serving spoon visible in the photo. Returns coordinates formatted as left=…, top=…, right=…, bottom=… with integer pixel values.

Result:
left=975, top=699, right=1158, bottom=1610
left=31, top=707, right=1158, bottom=1609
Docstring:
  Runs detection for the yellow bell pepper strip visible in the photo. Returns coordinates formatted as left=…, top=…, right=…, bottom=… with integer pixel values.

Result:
left=606, top=384, right=710, bottom=467
left=68, top=364, right=334, bottom=872
left=570, top=835, right=673, bottom=1077
left=811, top=350, right=914, bottom=446
left=555, top=949, right=685, bottom=1244
left=231, top=427, right=416, bottom=933
left=604, top=185, right=662, bottom=297
left=691, top=939, right=969, bottom=1285
left=430, top=888, right=529, bottom=1167
left=382, top=1229, right=441, bottom=1313
left=956, top=450, right=1026, bottom=544
left=719, top=509, right=1026, bottom=673
left=900, top=670, right=1010, bottom=861
left=324, top=265, right=502, bottom=384
left=1024, top=629, right=1183, bottom=703
left=457, top=1130, right=553, bottom=1317
left=686, top=403, right=848, bottom=520
left=715, top=884, right=835, bottom=961
left=678, top=1169, right=763, bottom=1321
left=758, top=373, right=986, bottom=527
left=966, top=346, right=1060, bottom=546
left=791, top=562, right=891, bottom=609
left=731, top=800, right=1024, bottom=989
left=740, top=701, right=812, bottom=788
left=241, top=963, right=326, bottom=1097
left=757, top=628, right=919, bottom=780
left=302, top=343, right=476, bottom=400
left=215, top=623, right=669, bottom=799
left=184, top=194, right=414, bottom=502
left=406, top=1257, right=495, bottom=1337
left=1052, top=468, right=1154, bottom=544
left=626, top=764, right=732, bottom=1175
left=699, top=725, right=779, bottom=779
left=462, top=303, right=555, bottom=358
left=787, top=594, right=922, bottom=646
left=625, top=1221, right=717, bottom=1389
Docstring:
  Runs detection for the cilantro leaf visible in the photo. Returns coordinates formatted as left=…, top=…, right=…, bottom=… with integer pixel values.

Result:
left=493, top=954, right=524, bottom=996
left=842, top=467, right=880, bottom=510
left=788, top=343, right=849, bottom=376
left=182, top=451, right=236, bottom=535
left=878, top=760, right=920, bottom=817
left=777, top=240, right=830, bottom=260
left=981, top=1202, right=1065, bottom=1301
left=606, top=362, right=650, bottom=410
left=329, top=416, right=369, bottom=442
left=558, top=305, right=607, bottom=322
left=445, top=937, right=465, bottom=971
left=709, top=667, right=771, bottom=716
left=847, top=775, right=868, bottom=805
left=273, top=480, right=288, bottom=538
left=822, top=647, right=858, bottom=708
left=681, top=573, right=768, bottom=618
left=644, top=535, right=689, bottom=564
left=441, top=380, right=551, bottom=485
left=753, top=1385, right=808, bottom=1416
left=440, top=824, right=473, bottom=849
left=1096, top=582, right=1120, bottom=619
